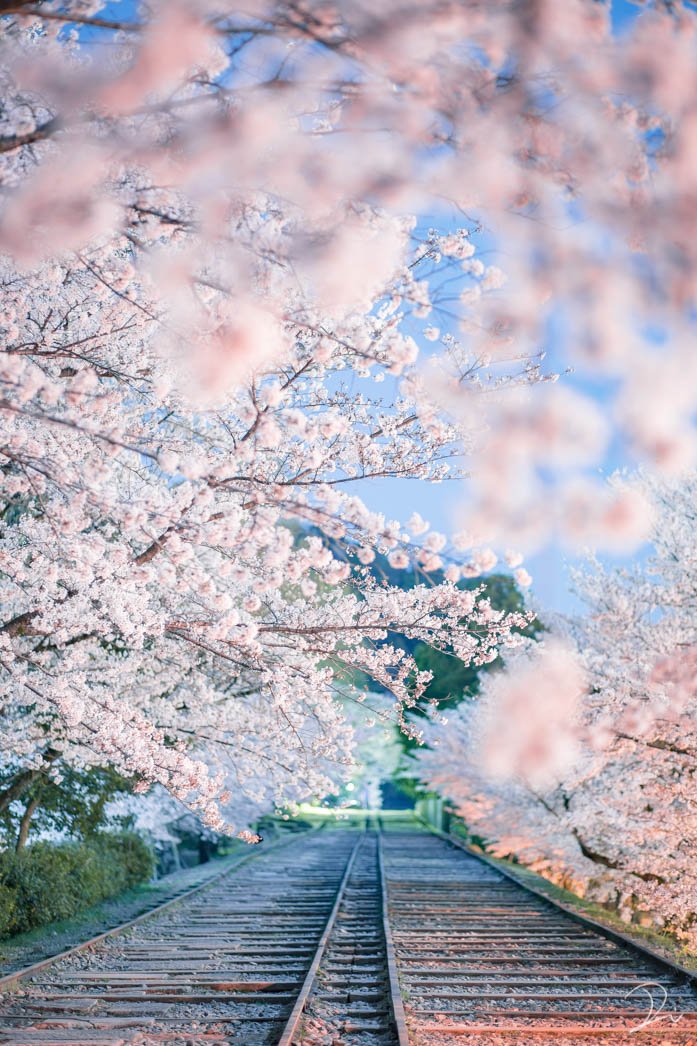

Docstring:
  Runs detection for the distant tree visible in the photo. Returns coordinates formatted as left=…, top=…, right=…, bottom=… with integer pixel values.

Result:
left=415, top=575, right=540, bottom=706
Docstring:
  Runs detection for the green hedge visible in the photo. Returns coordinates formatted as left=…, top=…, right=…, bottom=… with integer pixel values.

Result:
left=0, top=832, right=154, bottom=939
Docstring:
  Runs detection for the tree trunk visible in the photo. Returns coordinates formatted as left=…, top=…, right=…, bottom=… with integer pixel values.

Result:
left=15, top=796, right=39, bottom=853
left=571, top=829, right=665, bottom=883
left=0, top=748, right=59, bottom=815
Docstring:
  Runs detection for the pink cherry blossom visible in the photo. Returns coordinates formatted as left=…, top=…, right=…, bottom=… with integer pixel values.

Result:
left=2, top=0, right=697, bottom=849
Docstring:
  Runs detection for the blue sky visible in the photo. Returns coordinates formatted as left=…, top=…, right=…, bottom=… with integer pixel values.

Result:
left=359, top=468, right=604, bottom=617
left=360, top=0, right=660, bottom=617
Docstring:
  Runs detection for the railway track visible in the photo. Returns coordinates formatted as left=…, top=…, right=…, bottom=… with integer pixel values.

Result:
left=0, top=824, right=404, bottom=1045
left=381, top=819, right=697, bottom=1044
left=278, top=828, right=405, bottom=1045
left=1, top=816, right=697, bottom=1044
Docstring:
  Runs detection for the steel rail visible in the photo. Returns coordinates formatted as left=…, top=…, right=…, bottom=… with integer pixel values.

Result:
left=376, top=818, right=697, bottom=1041
left=0, top=823, right=321, bottom=996
left=276, top=830, right=364, bottom=1046
left=416, top=1022, right=697, bottom=1038
left=377, top=827, right=411, bottom=1046
left=425, top=820, right=697, bottom=989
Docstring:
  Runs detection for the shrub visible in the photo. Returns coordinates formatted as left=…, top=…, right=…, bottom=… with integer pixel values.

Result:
left=0, top=832, right=154, bottom=939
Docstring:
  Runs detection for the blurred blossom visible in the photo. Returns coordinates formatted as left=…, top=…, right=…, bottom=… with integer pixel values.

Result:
left=479, top=640, right=584, bottom=788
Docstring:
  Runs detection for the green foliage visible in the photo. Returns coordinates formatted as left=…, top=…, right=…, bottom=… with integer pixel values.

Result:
left=0, top=833, right=153, bottom=939
left=0, top=764, right=134, bottom=851
left=413, top=643, right=480, bottom=707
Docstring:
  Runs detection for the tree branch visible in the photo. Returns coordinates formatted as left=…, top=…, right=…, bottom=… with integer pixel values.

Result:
left=0, top=117, right=60, bottom=155
left=0, top=748, right=59, bottom=816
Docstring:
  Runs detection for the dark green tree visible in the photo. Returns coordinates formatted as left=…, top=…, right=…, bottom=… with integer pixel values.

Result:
left=0, top=764, right=134, bottom=853
left=414, top=574, right=540, bottom=706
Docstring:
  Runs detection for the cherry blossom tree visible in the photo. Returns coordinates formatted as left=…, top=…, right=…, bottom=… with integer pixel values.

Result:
left=417, top=471, right=697, bottom=944
left=2, top=1, right=697, bottom=836
left=0, top=26, right=535, bottom=831
left=0, top=249, right=531, bottom=831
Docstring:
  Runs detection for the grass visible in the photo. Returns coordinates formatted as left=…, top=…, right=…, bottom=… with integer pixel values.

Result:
left=294, top=804, right=414, bottom=823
